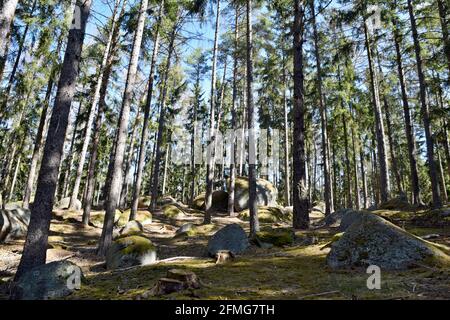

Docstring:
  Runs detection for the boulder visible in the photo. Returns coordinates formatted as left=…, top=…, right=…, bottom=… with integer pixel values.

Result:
left=207, top=223, right=249, bottom=257
left=106, top=235, right=157, bottom=270
left=115, top=209, right=152, bottom=227
left=0, top=208, right=30, bottom=242
left=191, top=190, right=229, bottom=212
left=157, top=196, right=178, bottom=206
left=138, top=196, right=151, bottom=209
left=11, top=260, right=83, bottom=300
left=234, top=177, right=278, bottom=212
left=379, top=194, right=415, bottom=211
left=319, top=209, right=363, bottom=230
left=256, top=227, right=295, bottom=247
left=56, top=197, right=82, bottom=211
left=119, top=220, right=144, bottom=238
left=161, top=204, right=186, bottom=219
left=239, top=206, right=291, bottom=224
left=327, top=213, right=450, bottom=270
left=176, top=223, right=195, bottom=234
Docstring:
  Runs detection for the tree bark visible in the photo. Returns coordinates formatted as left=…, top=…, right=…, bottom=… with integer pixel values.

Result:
left=407, top=0, right=442, bottom=208
left=292, top=0, right=309, bottom=229
left=204, top=0, right=221, bottom=225
left=14, top=0, right=92, bottom=280
left=0, top=0, right=19, bottom=83
left=130, top=0, right=164, bottom=221
left=437, top=0, right=449, bottom=82
left=97, top=0, right=148, bottom=256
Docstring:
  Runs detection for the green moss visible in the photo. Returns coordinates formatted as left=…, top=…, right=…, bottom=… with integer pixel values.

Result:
left=239, top=206, right=291, bottom=224
left=162, top=205, right=185, bottom=219
left=115, top=236, right=155, bottom=256
left=256, top=227, right=294, bottom=246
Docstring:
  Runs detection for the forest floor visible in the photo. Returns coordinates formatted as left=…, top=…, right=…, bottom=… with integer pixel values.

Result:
left=0, top=205, right=449, bottom=300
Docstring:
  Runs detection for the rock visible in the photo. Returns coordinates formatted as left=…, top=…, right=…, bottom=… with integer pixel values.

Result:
left=318, top=209, right=364, bottom=230
left=176, top=223, right=195, bottom=234
left=234, top=177, right=278, bottom=212
left=149, top=269, right=201, bottom=296
left=115, top=209, right=152, bottom=227
left=119, top=220, right=144, bottom=238
left=239, top=206, right=291, bottom=224
left=56, top=197, right=82, bottom=211
left=379, top=195, right=414, bottom=211
left=0, top=208, right=30, bottom=242
left=411, top=208, right=450, bottom=227
left=191, top=190, right=229, bottom=212
left=157, top=196, right=178, bottom=206
left=11, top=260, right=83, bottom=300
left=327, top=213, right=450, bottom=270
left=207, top=224, right=249, bottom=257
left=161, top=204, right=186, bottom=219
left=138, top=196, right=151, bottom=209
left=256, top=227, right=295, bottom=247
left=106, top=235, right=157, bottom=270
left=166, top=269, right=201, bottom=289
left=214, top=250, right=235, bottom=264
left=311, top=201, right=326, bottom=218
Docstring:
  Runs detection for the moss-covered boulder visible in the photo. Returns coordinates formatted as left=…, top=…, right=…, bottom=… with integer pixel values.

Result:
left=239, top=206, right=292, bottom=224
left=327, top=213, right=450, bottom=270
left=115, top=209, right=152, bottom=227
left=318, top=209, right=364, bottom=230
left=256, top=227, right=295, bottom=247
left=11, top=260, right=84, bottom=300
left=234, top=177, right=278, bottom=212
left=138, top=196, right=151, bottom=209
left=157, top=196, right=178, bottom=206
left=207, top=224, right=249, bottom=257
left=161, top=204, right=186, bottom=219
left=379, top=195, right=415, bottom=211
left=106, top=236, right=157, bottom=270
left=191, top=190, right=229, bottom=212
left=0, top=208, right=30, bottom=242
left=118, top=220, right=144, bottom=238
left=411, top=207, right=450, bottom=227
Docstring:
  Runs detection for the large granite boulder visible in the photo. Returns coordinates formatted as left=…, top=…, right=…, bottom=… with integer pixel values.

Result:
left=0, top=208, right=30, bottom=242
left=11, top=260, right=83, bottom=300
left=207, top=224, right=249, bottom=257
left=56, top=197, right=82, bottom=211
left=327, top=213, right=450, bottom=270
left=191, top=190, right=229, bottom=212
left=106, top=235, right=157, bottom=270
left=234, top=177, right=278, bottom=212
left=318, top=209, right=363, bottom=230
left=239, top=206, right=292, bottom=224
left=118, top=220, right=144, bottom=238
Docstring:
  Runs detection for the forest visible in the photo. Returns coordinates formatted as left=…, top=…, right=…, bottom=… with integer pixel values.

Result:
left=0, top=0, right=449, bottom=301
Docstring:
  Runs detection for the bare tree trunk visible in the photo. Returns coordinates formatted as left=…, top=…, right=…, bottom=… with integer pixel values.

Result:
left=407, top=0, right=442, bottom=208
left=227, top=4, right=239, bottom=216
left=0, top=0, right=19, bottom=83
left=204, top=0, right=221, bottom=225
left=162, top=145, right=170, bottom=195
left=130, top=0, right=164, bottom=220
left=82, top=0, right=125, bottom=225
left=437, top=0, right=449, bottom=82
left=363, top=18, right=390, bottom=203
left=23, top=62, right=58, bottom=208
left=150, top=20, right=178, bottom=211
left=360, top=136, right=368, bottom=208
left=14, top=0, right=92, bottom=280
left=97, top=0, right=148, bottom=256
left=310, top=0, right=332, bottom=214
left=292, top=0, right=309, bottom=229
left=437, top=148, right=448, bottom=203
left=69, top=0, right=121, bottom=210
left=392, top=19, right=421, bottom=204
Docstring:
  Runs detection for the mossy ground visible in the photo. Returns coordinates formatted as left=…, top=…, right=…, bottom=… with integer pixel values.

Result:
left=1, top=206, right=450, bottom=300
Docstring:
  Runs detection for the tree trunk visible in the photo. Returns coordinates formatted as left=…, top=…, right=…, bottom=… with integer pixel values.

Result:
left=14, top=0, right=92, bottom=280
left=246, top=0, right=259, bottom=236
left=82, top=0, right=125, bottom=225
left=227, top=4, right=239, bottom=216
left=407, top=0, right=442, bottom=208
left=310, top=0, right=332, bottom=214
left=69, top=0, right=122, bottom=210
left=97, top=0, right=148, bottom=256
left=363, top=17, right=390, bottom=203
left=204, top=0, right=221, bottom=224
left=360, top=136, right=368, bottom=208
left=437, top=148, right=448, bottom=203
left=150, top=20, right=177, bottom=211
left=292, top=0, right=309, bottom=229
left=0, top=0, right=19, bottom=83
left=437, top=0, right=449, bottom=82
left=392, top=19, right=421, bottom=204
left=130, top=0, right=163, bottom=220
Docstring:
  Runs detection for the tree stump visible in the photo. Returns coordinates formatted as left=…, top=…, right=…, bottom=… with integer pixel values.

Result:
left=215, top=250, right=235, bottom=264
left=166, top=269, right=201, bottom=289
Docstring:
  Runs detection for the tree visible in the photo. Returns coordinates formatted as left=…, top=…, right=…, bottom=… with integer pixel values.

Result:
left=14, top=0, right=92, bottom=280
left=292, top=0, right=309, bottom=229
left=0, top=0, right=19, bottom=82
